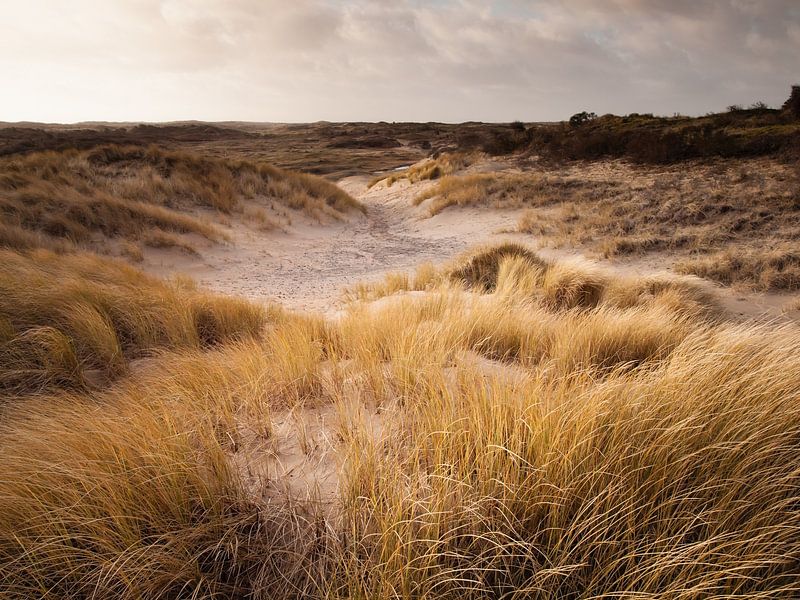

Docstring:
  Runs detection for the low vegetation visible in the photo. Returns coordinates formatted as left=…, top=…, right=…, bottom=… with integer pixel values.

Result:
left=3, top=93, right=800, bottom=596
left=351, top=242, right=716, bottom=317
left=4, top=243, right=798, bottom=597
left=369, top=152, right=478, bottom=188
left=414, top=171, right=615, bottom=215
left=676, top=246, right=800, bottom=291
left=528, top=106, right=800, bottom=163
left=0, top=121, right=520, bottom=179
left=508, top=158, right=800, bottom=288
left=407, top=87, right=799, bottom=164
left=407, top=158, right=800, bottom=290
left=0, top=144, right=363, bottom=257
left=522, top=88, right=800, bottom=164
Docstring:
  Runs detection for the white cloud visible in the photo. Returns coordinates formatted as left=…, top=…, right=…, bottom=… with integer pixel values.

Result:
left=0, top=0, right=797, bottom=122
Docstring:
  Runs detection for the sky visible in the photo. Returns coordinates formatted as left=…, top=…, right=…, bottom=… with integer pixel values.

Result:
left=1, top=0, right=799, bottom=123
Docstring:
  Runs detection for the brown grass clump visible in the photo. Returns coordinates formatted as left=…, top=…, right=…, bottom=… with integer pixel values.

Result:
left=119, top=240, right=144, bottom=262
left=0, top=249, right=266, bottom=393
left=676, top=246, right=800, bottom=291
left=351, top=243, right=718, bottom=322
left=0, top=221, right=73, bottom=252
left=343, top=262, right=445, bottom=303
left=370, top=152, right=478, bottom=188
left=0, top=145, right=363, bottom=256
left=243, top=205, right=282, bottom=231
left=415, top=171, right=613, bottom=215
left=341, top=244, right=718, bottom=374
left=447, top=241, right=549, bottom=292
left=447, top=243, right=716, bottom=314
left=141, top=229, right=200, bottom=255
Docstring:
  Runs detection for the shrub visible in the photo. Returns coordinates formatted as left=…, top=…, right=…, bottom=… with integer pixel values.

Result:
left=528, top=107, right=800, bottom=163
left=783, top=85, right=800, bottom=119
left=569, top=111, right=597, bottom=127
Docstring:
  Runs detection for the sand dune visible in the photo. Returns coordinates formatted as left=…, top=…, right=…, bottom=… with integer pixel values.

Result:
left=141, top=158, right=798, bottom=322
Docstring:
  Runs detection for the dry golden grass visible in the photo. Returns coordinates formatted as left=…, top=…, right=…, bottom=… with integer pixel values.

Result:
left=675, top=245, right=800, bottom=291
left=415, top=171, right=613, bottom=215
left=506, top=159, right=800, bottom=282
left=0, top=221, right=73, bottom=252
left=369, top=152, right=479, bottom=188
left=0, top=249, right=266, bottom=394
left=354, top=242, right=717, bottom=315
left=343, top=262, right=443, bottom=303
left=336, top=320, right=800, bottom=598
left=141, top=229, right=200, bottom=255
left=243, top=204, right=281, bottom=231
left=414, top=159, right=800, bottom=290
left=1, top=242, right=799, bottom=597
left=0, top=338, right=329, bottom=598
left=119, top=239, right=144, bottom=262
left=0, top=144, right=363, bottom=256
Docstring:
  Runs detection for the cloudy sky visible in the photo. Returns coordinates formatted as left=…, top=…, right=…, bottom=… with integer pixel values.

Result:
left=2, top=0, right=799, bottom=123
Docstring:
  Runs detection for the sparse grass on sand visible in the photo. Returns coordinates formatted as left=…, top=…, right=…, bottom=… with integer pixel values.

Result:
left=2, top=242, right=799, bottom=597
left=141, top=229, right=201, bottom=255
left=413, top=171, right=614, bottom=215
left=418, top=157, right=799, bottom=290
left=412, top=158, right=799, bottom=292
left=675, top=246, right=800, bottom=291
left=514, top=158, right=799, bottom=254
left=0, top=144, right=363, bottom=256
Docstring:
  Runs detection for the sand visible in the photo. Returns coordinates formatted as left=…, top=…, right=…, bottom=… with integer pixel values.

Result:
left=142, top=174, right=524, bottom=314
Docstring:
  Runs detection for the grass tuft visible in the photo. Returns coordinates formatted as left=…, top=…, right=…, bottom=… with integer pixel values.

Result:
left=0, top=249, right=267, bottom=393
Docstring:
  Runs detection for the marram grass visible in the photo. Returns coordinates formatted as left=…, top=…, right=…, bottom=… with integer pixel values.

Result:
left=0, top=243, right=798, bottom=598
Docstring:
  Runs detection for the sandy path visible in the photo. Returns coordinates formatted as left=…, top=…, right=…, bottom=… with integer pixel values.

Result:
left=152, top=176, right=522, bottom=314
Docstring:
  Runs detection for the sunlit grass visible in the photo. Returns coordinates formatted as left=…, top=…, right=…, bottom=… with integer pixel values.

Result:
left=0, top=242, right=798, bottom=597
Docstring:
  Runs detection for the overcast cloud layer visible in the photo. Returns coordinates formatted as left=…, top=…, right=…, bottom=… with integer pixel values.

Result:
left=2, top=0, right=799, bottom=123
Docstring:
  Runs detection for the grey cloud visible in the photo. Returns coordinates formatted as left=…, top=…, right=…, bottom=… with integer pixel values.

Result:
left=0, top=0, right=798, bottom=122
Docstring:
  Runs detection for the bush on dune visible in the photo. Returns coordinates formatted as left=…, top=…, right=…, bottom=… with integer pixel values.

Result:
left=528, top=103, right=800, bottom=164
